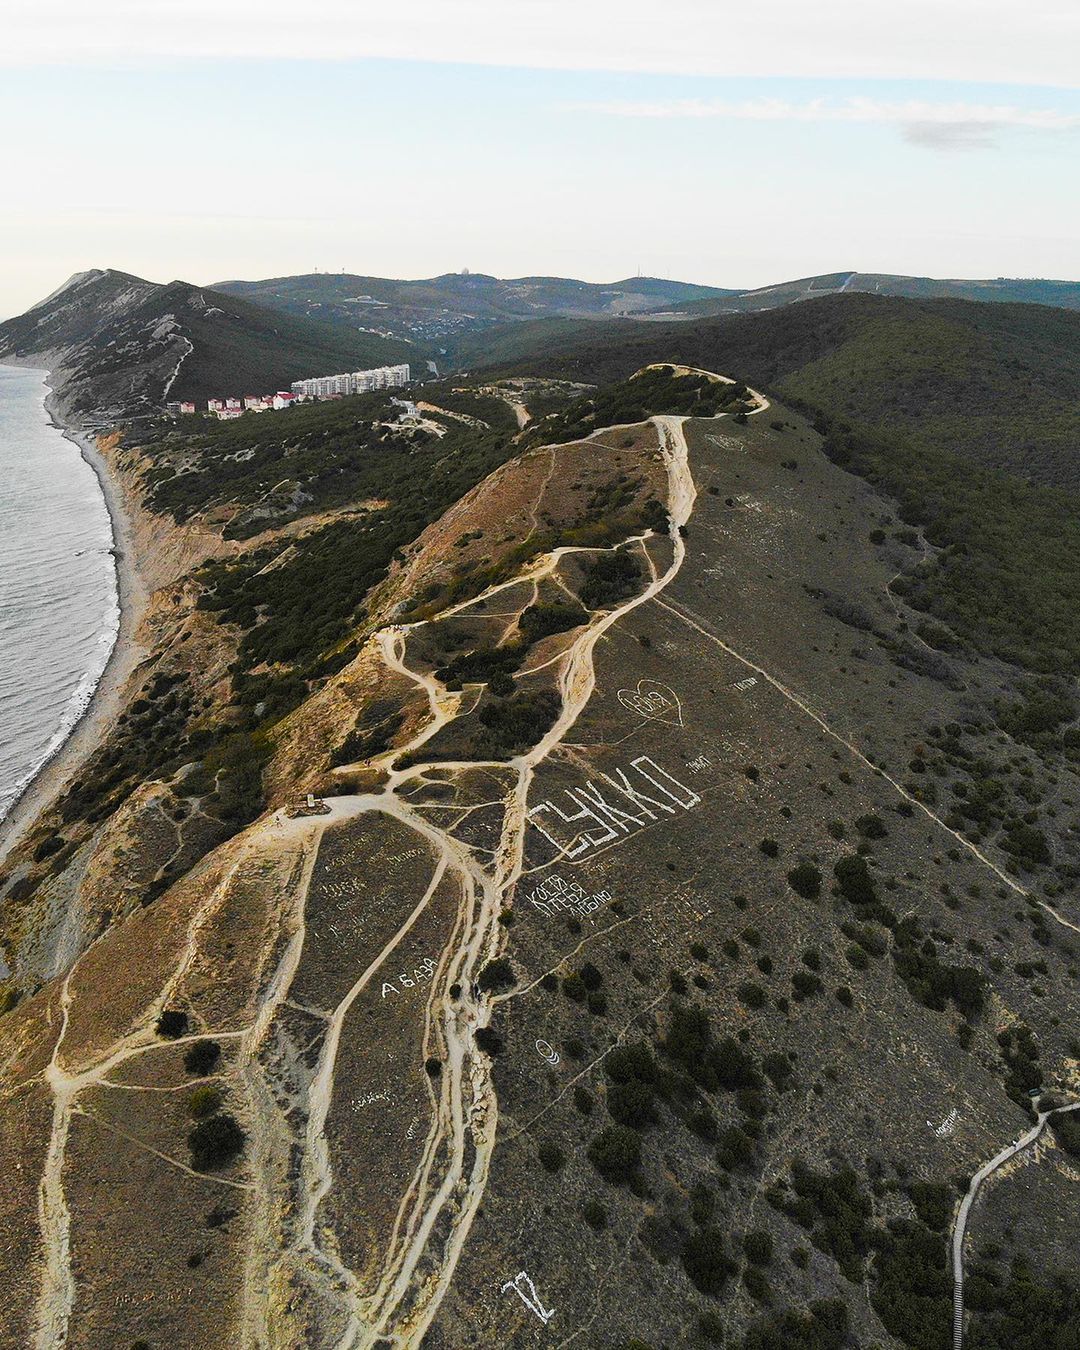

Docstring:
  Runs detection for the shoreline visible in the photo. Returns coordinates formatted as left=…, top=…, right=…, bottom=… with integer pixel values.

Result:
left=0, top=375, right=148, bottom=866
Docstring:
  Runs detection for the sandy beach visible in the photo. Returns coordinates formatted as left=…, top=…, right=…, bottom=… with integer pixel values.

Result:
left=0, top=384, right=148, bottom=866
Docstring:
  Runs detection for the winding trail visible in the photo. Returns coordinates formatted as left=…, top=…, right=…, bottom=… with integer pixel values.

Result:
left=951, top=1101, right=1080, bottom=1350
left=653, top=592, right=1080, bottom=946
left=46, top=363, right=1080, bottom=1349
left=277, top=407, right=702, bottom=1347
left=162, top=334, right=194, bottom=401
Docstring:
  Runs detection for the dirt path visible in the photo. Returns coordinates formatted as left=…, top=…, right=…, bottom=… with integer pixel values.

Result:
left=26, top=377, right=757, bottom=1348
left=652, top=594, right=1080, bottom=934
left=951, top=1101, right=1080, bottom=1350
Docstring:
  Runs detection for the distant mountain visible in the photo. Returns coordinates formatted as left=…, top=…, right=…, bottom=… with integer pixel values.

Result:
left=0, top=269, right=415, bottom=423
left=213, top=267, right=1080, bottom=369
left=213, top=271, right=734, bottom=362
left=665, top=271, right=1080, bottom=316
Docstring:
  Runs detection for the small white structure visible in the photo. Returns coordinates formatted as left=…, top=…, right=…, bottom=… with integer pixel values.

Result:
left=272, top=391, right=298, bottom=410
left=207, top=398, right=225, bottom=413
left=179, top=400, right=196, bottom=415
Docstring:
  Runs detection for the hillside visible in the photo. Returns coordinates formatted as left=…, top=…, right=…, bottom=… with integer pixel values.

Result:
left=667, top=272, right=1080, bottom=316
left=494, top=290, right=1080, bottom=485
left=213, top=271, right=734, bottom=361
left=0, top=269, right=415, bottom=424
left=1, top=364, right=1079, bottom=1349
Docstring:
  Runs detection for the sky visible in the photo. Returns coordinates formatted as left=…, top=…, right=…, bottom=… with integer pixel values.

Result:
left=2, top=0, right=1079, bottom=317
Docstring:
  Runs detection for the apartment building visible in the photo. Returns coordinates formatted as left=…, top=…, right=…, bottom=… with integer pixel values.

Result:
left=290, top=363, right=410, bottom=399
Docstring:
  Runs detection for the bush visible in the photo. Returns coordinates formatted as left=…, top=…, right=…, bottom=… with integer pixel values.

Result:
left=188, top=1112, right=245, bottom=1171
left=738, top=982, right=766, bottom=1010
left=478, top=956, right=516, bottom=993
left=587, top=1125, right=642, bottom=1184
left=538, top=1140, right=567, bottom=1173
left=782, top=1163, right=873, bottom=1284
left=580, top=551, right=643, bottom=609
left=583, top=1199, right=607, bottom=1230
left=519, top=602, right=587, bottom=641
left=474, top=1026, right=503, bottom=1056
left=478, top=688, right=560, bottom=755
left=156, top=1008, right=189, bottom=1039
left=681, top=1226, right=737, bottom=1296
left=854, top=813, right=888, bottom=839
left=717, top=1124, right=758, bottom=1173
left=744, top=1230, right=774, bottom=1265
left=183, top=1039, right=221, bottom=1075
left=759, top=838, right=780, bottom=857
left=188, top=1085, right=223, bottom=1118
left=871, top=1219, right=951, bottom=1350
left=562, top=973, right=587, bottom=1002
left=787, top=863, right=822, bottom=900
left=573, top=1085, right=594, bottom=1115
left=741, top=1300, right=850, bottom=1350
left=580, top=961, right=604, bottom=990
left=908, top=1181, right=954, bottom=1231
left=792, top=971, right=824, bottom=1001
left=834, top=855, right=878, bottom=905
left=1051, top=1113, right=1080, bottom=1157
left=608, top=1079, right=657, bottom=1130
left=743, top=1265, right=772, bottom=1302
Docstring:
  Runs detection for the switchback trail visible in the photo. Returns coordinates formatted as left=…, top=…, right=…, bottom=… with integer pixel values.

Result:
left=262, top=406, right=702, bottom=1347
left=30, top=377, right=767, bottom=1349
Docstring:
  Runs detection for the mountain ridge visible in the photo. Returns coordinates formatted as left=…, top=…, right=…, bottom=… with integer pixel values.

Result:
left=0, top=268, right=414, bottom=424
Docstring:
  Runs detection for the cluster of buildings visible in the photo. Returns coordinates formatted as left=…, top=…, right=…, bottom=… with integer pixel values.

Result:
left=289, top=363, right=410, bottom=398
left=167, top=362, right=411, bottom=420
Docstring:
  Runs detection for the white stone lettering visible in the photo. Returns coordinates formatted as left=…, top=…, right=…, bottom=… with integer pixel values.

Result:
left=380, top=957, right=437, bottom=998
left=524, top=873, right=612, bottom=920
left=928, top=1108, right=960, bottom=1138
left=527, top=756, right=701, bottom=860
left=617, top=679, right=683, bottom=726
left=501, top=1270, right=555, bottom=1325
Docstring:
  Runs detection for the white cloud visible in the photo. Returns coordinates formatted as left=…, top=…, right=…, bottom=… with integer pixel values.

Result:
left=5, top=0, right=1080, bottom=88
left=577, top=96, right=1080, bottom=149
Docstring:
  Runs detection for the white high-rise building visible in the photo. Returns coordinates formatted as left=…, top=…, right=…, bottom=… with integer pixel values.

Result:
left=290, top=363, right=410, bottom=398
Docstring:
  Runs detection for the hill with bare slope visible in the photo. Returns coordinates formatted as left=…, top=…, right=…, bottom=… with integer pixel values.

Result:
left=1, top=362, right=1079, bottom=1348
left=0, top=269, right=414, bottom=424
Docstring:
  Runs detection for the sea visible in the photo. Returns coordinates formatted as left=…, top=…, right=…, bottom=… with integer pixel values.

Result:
left=0, top=365, right=120, bottom=823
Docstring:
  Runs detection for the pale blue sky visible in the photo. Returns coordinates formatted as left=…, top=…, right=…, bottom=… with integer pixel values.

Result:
left=3, top=0, right=1079, bottom=316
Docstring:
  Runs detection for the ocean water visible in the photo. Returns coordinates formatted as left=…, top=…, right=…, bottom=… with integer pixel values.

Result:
left=0, top=365, right=119, bottom=822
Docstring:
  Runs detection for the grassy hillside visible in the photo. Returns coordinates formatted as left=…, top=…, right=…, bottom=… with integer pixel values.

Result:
left=165, top=284, right=416, bottom=401
left=7, top=371, right=1080, bottom=1348
left=498, top=294, right=1080, bottom=490
left=0, top=269, right=415, bottom=419
left=674, top=271, right=1080, bottom=315
left=496, top=295, right=1080, bottom=678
